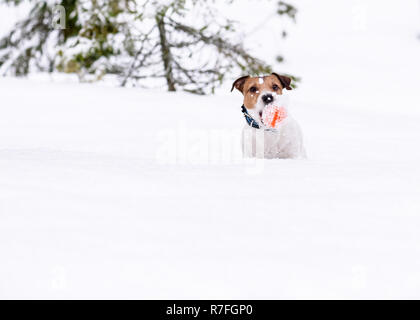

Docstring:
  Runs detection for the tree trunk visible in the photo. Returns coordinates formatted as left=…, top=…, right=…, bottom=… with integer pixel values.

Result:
left=156, top=11, right=176, bottom=92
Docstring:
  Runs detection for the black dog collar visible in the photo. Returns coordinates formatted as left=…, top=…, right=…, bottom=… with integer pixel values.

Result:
left=241, top=105, right=260, bottom=129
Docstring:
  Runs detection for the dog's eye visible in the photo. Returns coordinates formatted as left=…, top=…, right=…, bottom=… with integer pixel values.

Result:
left=273, top=84, right=279, bottom=90
left=249, top=86, right=257, bottom=93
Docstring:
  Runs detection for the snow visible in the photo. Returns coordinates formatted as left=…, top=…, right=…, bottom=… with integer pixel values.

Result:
left=1, top=0, right=420, bottom=299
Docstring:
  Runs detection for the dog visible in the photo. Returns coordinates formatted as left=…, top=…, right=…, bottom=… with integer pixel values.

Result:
left=231, top=73, right=306, bottom=159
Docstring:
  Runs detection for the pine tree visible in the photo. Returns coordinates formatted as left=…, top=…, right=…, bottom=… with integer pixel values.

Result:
left=0, top=0, right=298, bottom=94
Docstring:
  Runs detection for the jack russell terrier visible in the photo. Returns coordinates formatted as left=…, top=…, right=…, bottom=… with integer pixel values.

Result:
left=231, top=73, right=306, bottom=159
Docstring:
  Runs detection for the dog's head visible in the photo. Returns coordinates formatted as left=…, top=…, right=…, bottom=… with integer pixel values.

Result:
left=231, top=73, right=292, bottom=123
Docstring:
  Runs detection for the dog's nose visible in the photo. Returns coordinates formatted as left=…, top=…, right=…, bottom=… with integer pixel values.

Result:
left=262, top=94, right=274, bottom=105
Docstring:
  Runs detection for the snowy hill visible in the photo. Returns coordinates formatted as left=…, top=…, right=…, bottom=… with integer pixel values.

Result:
left=1, top=0, right=420, bottom=299
left=1, top=75, right=420, bottom=299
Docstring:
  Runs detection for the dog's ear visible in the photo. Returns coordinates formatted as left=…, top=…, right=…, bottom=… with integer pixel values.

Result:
left=231, top=75, right=250, bottom=93
left=272, top=73, right=292, bottom=90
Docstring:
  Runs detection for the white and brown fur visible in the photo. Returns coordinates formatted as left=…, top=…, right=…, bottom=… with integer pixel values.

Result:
left=232, top=73, right=306, bottom=159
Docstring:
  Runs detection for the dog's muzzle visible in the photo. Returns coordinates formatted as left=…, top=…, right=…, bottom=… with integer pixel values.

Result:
left=262, top=94, right=274, bottom=105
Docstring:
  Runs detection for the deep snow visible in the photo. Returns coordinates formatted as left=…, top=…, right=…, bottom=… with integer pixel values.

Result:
left=1, top=75, right=420, bottom=299
left=1, top=0, right=420, bottom=299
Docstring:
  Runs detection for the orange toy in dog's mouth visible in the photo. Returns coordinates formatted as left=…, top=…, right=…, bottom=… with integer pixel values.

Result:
left=261, top=105, right=288, bottom=128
